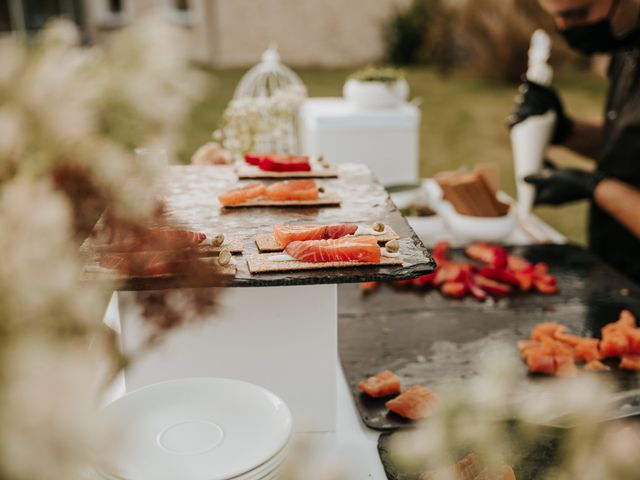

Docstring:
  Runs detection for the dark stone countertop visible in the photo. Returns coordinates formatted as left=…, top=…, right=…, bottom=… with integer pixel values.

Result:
left=95, top=164, right=435, bottom=290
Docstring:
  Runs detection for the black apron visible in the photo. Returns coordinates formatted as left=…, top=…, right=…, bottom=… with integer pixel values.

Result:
left=589, top=47, right=640, bottom=283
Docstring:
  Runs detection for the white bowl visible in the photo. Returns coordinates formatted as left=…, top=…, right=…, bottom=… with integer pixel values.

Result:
left=440, top=201, right=516, bottom=242
left=343, top=79, right=409, bottom=109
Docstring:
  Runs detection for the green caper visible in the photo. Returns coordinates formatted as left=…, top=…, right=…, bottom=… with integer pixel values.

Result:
left=318, top=186, right=326, bottom=194
left=218, top=249, right=232, bottom=266
left=385, top=240, right=399, bottom=254
left=372, top=222, right=385, bottom=232
left=210, top=233, right=225, bottom=247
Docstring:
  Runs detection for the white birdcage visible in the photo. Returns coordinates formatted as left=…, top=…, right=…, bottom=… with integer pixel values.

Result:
left=215, top=46, right=306, bottom=158
left=233, top=45, right=305, bottom=100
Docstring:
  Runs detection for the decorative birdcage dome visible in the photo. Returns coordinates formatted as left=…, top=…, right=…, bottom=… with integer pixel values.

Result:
left=233, top=45, right=305, bottom=100
left=214, top=46, right=307, bottom=159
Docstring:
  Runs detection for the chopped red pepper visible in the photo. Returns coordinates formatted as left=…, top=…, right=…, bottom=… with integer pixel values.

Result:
left=441, top=281, right=467, bottom=297
left=413, top=272, right=436, bottom=287
left=474, top=274, right=511, bottom=295
left=244, top=153, right=262, bottom=165
left=478, top=267, right=520, bottom=286
left=257, top=154, right=311, bottom=172
left=465, top=243, right=508, bottom=269
left=507, top=255, right=534, bottom=273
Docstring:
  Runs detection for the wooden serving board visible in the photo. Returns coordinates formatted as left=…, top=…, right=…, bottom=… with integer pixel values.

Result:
left=235, top=165, right=339, bottom=179
left=255, top=226, right=400, bottom=252
left=221, top=196, right=342, bottom=208
left=246, top=253, right=403, bottom=274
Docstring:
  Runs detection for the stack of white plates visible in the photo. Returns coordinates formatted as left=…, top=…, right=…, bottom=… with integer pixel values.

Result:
left=98, top=378, right=293, bottom=480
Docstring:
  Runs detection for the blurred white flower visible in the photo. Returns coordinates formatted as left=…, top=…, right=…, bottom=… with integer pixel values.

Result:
left=0, top=337, right=118, bottom=479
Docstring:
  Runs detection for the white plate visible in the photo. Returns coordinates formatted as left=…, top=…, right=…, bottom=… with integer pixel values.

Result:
left=99, top=378, right=292, bottom=480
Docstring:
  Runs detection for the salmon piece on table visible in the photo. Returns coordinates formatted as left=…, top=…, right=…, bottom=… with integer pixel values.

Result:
left=265, top=180, right=319, bottom=201
left=273, top=224, right=357, bottom=246
left=600, top=331, right=630, bottom=358
left=531, top=323, right=564, bottom=341
left=218, top=182, right=267, bottom=206
left=285, top=236, right=381, bottom=264
left=357, top=370, right=401, bottom=398
left=585, top=360, right=610, bottom=372
left=620, top=354, right=640, bottom=371
left=573, top=338, right=602, bottom=362
left=385, top=385, right=438, bottom=420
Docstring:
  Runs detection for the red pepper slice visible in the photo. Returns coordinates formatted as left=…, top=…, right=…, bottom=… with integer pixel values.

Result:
left=413, top=272, right=437, bottom=287
left=461, top=267, right=488, bottom=301
left=258, top=154, right=311, bottom=172
left=507, top=255, right=534, bottom=273
left=478, top=267, right=519, bottom=286
left=533, top=276, right=559, bottom=294
left=441, top=281, right=467, bottom=297
left=474, top=274, right=511, bottom=295
left=465, top=243, right=508, bottom=269
left=244, top=153, right=262, bottom=166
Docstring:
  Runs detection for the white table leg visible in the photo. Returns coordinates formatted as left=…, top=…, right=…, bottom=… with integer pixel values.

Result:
left=115, top=285, right=338, bottom=433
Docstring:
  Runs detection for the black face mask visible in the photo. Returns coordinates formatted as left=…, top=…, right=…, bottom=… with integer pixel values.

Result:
left=559, top=0, right=640, bottom=54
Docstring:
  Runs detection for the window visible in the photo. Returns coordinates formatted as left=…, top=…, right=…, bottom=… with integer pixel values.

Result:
left=0, top=1, right=12, bottom=32
left=165, top=0, right=196, bottom=25
left=108, top=0, right=123, bottom=14
left=174, top=0, right=190, bottom=12
left=96, top=0, right=131, bottom=27
left=22, top=0, right=62, bottom=31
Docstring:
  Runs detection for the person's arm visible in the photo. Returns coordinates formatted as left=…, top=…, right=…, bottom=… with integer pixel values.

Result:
left=594, top=178, right=640, bottom=238
left=561, top=119, right=604, bottom=160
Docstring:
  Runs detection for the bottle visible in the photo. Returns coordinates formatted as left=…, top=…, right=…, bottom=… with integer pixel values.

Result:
left=511, top=29, right=557, bottom=215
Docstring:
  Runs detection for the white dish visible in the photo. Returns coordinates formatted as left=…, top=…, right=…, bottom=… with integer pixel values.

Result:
left=99, top=378, right=292, bottom=480
left=439, top=201, right=516, bottom=242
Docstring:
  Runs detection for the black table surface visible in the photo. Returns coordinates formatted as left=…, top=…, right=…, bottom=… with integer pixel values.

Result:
left=85, top=165, right=435, bottom=290
left=337, top=244, right=640, bottom=432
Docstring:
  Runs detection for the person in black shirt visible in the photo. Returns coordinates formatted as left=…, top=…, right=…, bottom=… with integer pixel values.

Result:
left=509, top=0, right=640, bottom=283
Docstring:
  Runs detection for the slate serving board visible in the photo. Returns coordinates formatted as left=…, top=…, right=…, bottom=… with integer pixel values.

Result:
left=337, top=244, right=640, bottom=432
left=377, top=427, right=563, bottom=480
left=81, top=165, right=435, bottom=290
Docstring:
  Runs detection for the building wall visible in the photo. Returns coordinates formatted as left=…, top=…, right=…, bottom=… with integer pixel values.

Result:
left=82, top=0, right=411, bottom=67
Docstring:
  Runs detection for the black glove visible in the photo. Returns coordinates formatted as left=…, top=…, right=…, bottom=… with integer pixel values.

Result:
left=507, top=80, right=574, bottom=145
left=524, top=160, right=605, bottom=206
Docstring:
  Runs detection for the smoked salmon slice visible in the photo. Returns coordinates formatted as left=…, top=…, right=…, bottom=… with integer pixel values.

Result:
left=273, top=224, right=358, bottom=246
left=284, top=236, right=381, bottom=263
left=358, top=370, right=402, bottom=398
left=265, top=180, right=319, bottom=201
left=100, top=252, right=178, bottom=276
left=218, top=182, right=267, bottom=206
left=107, top=227, right=206, bottom=251
left=385, top=385, right=438, bottom=420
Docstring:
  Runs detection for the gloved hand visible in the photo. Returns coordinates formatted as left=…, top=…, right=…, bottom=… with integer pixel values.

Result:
left=524, top=160, right=605, bottom=206
left=507, top=80, right=574, bottom=145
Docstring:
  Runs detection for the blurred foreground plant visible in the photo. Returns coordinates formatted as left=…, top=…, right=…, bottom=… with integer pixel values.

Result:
left=0, top=18, right=222, bottom=479
left=390, top=347, right=640, bottom=480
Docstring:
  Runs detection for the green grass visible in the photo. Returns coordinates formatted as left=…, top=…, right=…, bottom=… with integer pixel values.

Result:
left=179, top=66, right=607, bottom=245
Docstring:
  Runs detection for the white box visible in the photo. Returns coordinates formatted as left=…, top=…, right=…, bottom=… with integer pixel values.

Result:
left=300, top=98, right=420, bottom=187
left=116, top=285, right=338, bottom=433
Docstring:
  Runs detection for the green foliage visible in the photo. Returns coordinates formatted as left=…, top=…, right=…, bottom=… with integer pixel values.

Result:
left=457, top=0, right=573, bottom=84
left=348, top=66, right=406, bottom=83
left=383, top=0, right=431, bottom=66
